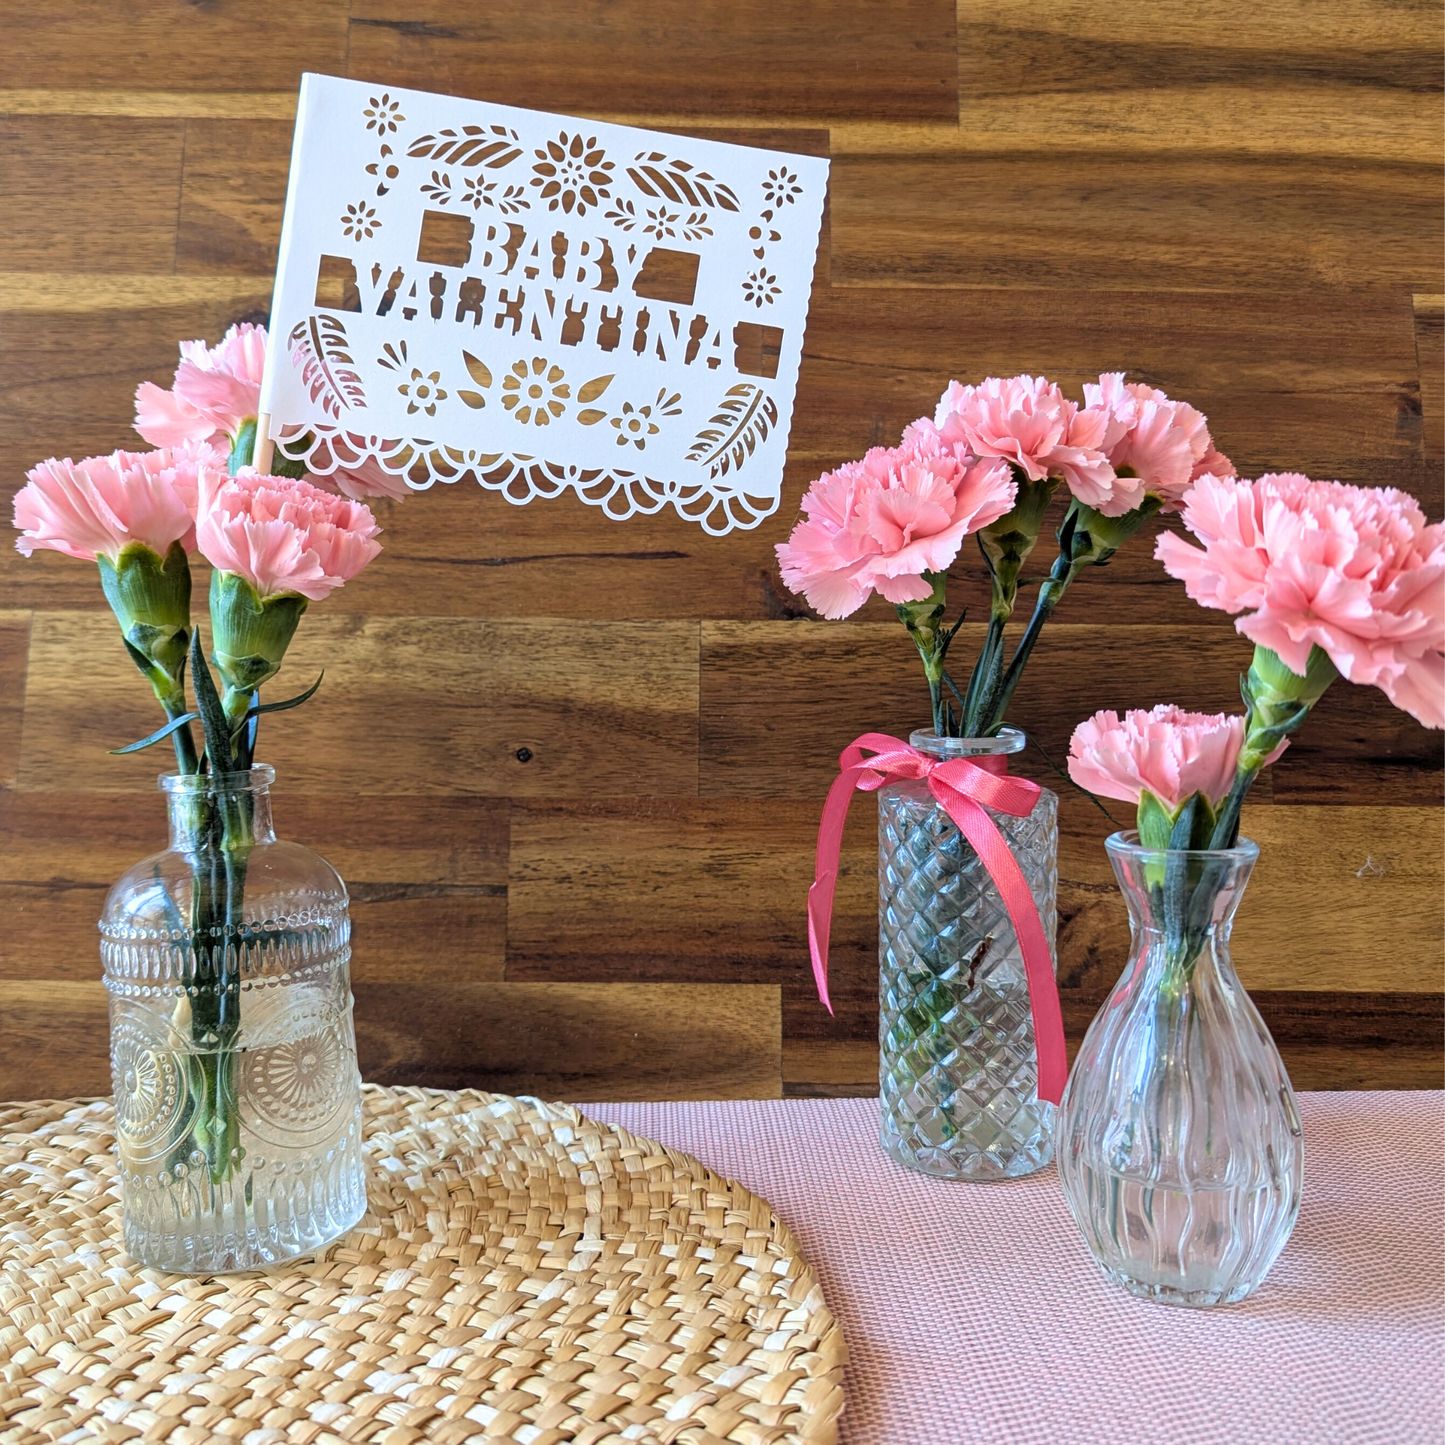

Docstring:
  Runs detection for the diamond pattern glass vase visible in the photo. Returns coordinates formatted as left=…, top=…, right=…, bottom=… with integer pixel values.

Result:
left=878, top=730, right=1059, bottom=1180
left=101, top=766, right=366, bottom=1273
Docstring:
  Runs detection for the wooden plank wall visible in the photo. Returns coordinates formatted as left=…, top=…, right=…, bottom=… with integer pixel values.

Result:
left=1, top=1, right=1441, bottom=1102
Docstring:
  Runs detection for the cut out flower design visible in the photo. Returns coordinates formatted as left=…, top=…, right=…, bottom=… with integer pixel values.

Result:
left=464, top=176, right=530, bottom=214
left=341, top=202, right=380, bottom=240
left=364, top=93, right=404, bottom=134
left=762, top=167, right=802, bottom=209
left=531, top=132, right=615, bottom=215
left=398, top=367, right=446, bottom=417
left=503, top=357, right=570, bottom=425
left=610, top=390, right=683, bottom=450
left=742, top=269, right=781, bottom=308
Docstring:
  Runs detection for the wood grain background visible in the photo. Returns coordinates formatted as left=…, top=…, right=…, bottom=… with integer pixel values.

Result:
left=1, top=1, right=1441, bottom=1101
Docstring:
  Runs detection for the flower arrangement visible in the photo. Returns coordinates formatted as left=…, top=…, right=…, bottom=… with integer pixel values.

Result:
left=1069, top=471, right=1444, bottom=854
left=1065, top=469, right=1443, bottom=963
left=786, top=371, right=1237, bottom=1178
left=1055, top=472, right=1441, bottom=1305
left=776, top=372, right=1232, bottom=738
left=13, top=325, right=388, bottom=1184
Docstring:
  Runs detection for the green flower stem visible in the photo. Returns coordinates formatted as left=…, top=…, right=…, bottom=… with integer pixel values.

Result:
left=971, top=554, right=1072, bottom=734
left=161, top=691, right=201, bottom=775
left=958, top=612, right=1004, bottom=735
left=896, top=571, right=953, bottom=736
left=1208, top=644, right=1338, bottom=849
left=968, top=494, right=1165, bottom=736
left=181, top=785, right=256, bottom=1185
left=231, top=418, right=308, bottom=478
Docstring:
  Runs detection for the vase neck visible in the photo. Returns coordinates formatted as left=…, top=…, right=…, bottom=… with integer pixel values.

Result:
left=909, top=727, right=1026, bottom=760
left=1107, top=833, right=1257, bottom=978
left=162, top=768, right=277, bottom=850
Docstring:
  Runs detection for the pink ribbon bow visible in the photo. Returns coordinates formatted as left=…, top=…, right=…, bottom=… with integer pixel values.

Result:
left=807, top=732, right=1067, bottom=1106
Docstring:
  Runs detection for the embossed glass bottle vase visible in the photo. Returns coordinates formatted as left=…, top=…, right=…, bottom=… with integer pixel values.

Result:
left=878, top=729, right=1059, bottom=1180
left=1057, top=833, right=1303, bottom=1306
left=101, top=766, right=366, bottom=1273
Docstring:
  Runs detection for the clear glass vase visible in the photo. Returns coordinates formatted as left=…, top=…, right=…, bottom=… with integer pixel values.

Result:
left=878, top=729, right=1059, bottom=1180
left=1057, top=832, right=1303, bottom=1306
left=101, top=766, right=367, bottom=1273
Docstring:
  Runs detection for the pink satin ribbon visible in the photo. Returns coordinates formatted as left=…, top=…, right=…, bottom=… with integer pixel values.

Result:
left=807, top=732, right=1067, bottom=1106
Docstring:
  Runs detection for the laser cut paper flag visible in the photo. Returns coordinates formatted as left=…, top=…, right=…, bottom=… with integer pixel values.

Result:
left=258, top=74, right=829, bottom=534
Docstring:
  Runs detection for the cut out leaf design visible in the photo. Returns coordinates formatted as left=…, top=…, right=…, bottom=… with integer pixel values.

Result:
left=408, top=124, right=522, bottom=169
left=463, top=352, right=493, bottom=389
left=577, top=374, right=613, bottom=403
left=289, top=315, right=366, bottom=418
left=627, top=153, right=739, bottom=213
left=577, top=409, right=607, bottom=426
left=458, top=350, right=492, bottom=409
left=687, top=384, right=779, bottom=478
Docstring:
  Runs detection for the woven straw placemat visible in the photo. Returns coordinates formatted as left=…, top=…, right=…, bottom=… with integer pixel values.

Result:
left=0, top=1085, right=845, bottom=1445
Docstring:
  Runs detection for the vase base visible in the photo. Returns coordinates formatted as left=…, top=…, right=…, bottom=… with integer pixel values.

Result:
left=124, top=1159, right=367, bottom=1275
left=880, top=1130, right=1054, bottom=1181
left=1101, top=1267, right=1258, bottom=1309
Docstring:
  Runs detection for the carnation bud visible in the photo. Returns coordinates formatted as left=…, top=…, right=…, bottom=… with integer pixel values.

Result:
left=208, top=569, right=307, bottom=713
left=97, top=540, right=193, bottom=696
left=978, top=472, right=1055, bottom=617
left=1239, top=644, right=1338, bottom=771
left=1061, top=494, right=1162, bottom=573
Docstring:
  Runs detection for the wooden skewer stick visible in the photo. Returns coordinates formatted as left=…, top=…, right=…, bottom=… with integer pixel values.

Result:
left=252, top=411, right=275, bottom=474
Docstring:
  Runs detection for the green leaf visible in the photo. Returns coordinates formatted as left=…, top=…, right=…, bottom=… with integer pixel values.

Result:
left=190, top=631, right=235, bottom=772
left=120, top=635, right=164, bottom=686
left=110, top=710, right=200, bottom=754
left=228, top=673, right=325, bottom=738
left=1188, top=792, right=1218, bottom=850
left=1136, top=789, right=1174, bottom=852
left=1167, top=794, right=1200, bottom=853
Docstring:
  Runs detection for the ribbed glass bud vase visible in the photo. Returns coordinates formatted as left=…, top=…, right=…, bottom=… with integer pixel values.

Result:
left=101, top=766, right=366, bottom=1273
left=878, top=729, right=1059, bottom=1180
left=1057, top=832, right=1303, bottom=1306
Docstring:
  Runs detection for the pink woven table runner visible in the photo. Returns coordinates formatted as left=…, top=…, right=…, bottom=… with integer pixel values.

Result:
left=580, top=1091, right=1444, bottom=1445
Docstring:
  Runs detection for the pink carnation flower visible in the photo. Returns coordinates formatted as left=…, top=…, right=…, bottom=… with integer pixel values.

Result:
left=318, top=454, right=413, bottom=503
left=933, top=374, right=1138, bottom=516
left=1157, top=473, right=1445, bottom=728
left=196, top=467, right=382, bottom=601
left=135, top=323, right=267, bottom=450
left=1068, top=705, right=1271, bottom=812
left=1083, top=373, right=1234, bottom=510
left=776, top=436, right=1016, bottom=619
left=13, top=442, right=223, bottom=562
left=138, top=331, right=407, bottom=502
